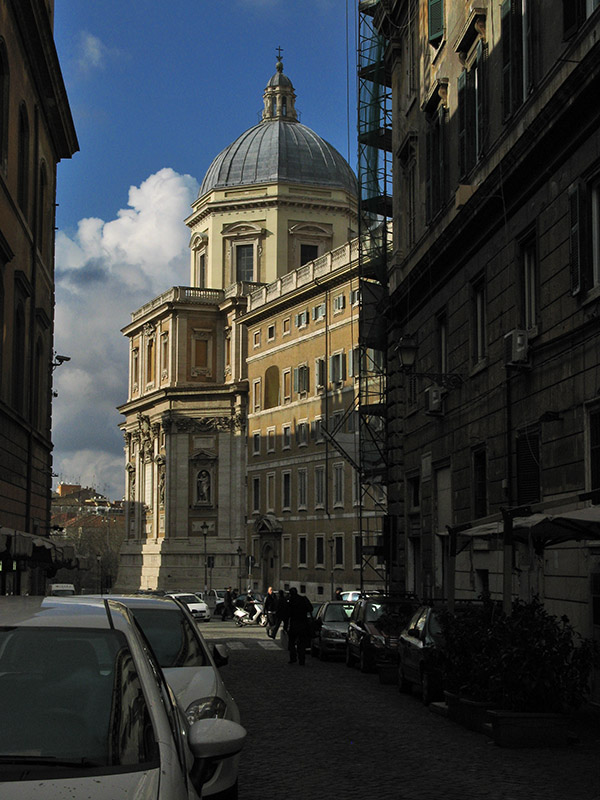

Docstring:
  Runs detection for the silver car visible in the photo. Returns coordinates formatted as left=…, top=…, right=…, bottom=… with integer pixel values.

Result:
left=0, top=596, right=245, bottom=799
left=311, top=601, right=355, bottom=660
left=58, top=594, right=241, bottom=800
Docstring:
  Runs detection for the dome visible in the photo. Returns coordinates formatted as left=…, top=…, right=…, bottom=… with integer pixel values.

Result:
left=199, top=120, right=358, bottom=197
left=198, top=59, right=357, bottom=199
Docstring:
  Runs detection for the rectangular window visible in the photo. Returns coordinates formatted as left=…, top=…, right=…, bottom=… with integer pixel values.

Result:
left=472, top=447, right=487, bottom=519
left=516, top=429, right=541, bottom=505
left=315, top=535, right=325, bottom=567
left=131, top=347, right=139, bottom=392
left=236, top=243, right=254, bottom=282
left=313, top=302, right=326, bottom=321
left=502, top=0, right=534, bottom=119
left=353, top=535, right=362, bottom=568
left=471, top=275, right=487, bottom=365
left=296, top=420, right=308, bottom=447
left=252, top=476, right=260, bottom=513
left=282, top=471, right=291, bottom=510
left=252, top=432, right=261, bottom=455
left=253, top=330, right=261, bottom=348
left=333, top=463, right=344, bottom=507
left=298, top=536, right=308, bottom=566
left=591, top=178, right=600, bottom=289
left=282, top=424, right=291, bottom=449
left=333, top=293, right=346, bottom=313
left=298, top=468, right=307, bottom=509
left=408, top=475, right=421, bottom=511
left=301, top=243, right=318, bottom=265
left=283, top=370, right=291, bottom=403
left=350, top=288, right=361, bottom=306
left=295, top=310, right=309, bottom=328
left=294, top=363, right=310, bottom=394
left=334, top=535, right=344, bottom=567
left=426, top=106, right=447, bottom=222
left=267, top=428, right=275, bottom=452
left=315, top=357, right=326, bottom=389
left=282, top=536, right=291, bottom=566
left=428, top=0, right=444, bottom=46
left=267, top=473, right=275, bottom=512
left=330, top=352, right=346, bottom=384
left=521, top=236, right=538, bottom=330
left=160, top=333, right=169, bottom=380
left=283, top=317, right=291, bottom=335
left=253, top=379, right=261, bottom=413
left=436, top=312, right=447, bottom=375
left=458, top=42, right=487, bottom=178
left=312, top=417, right=324, bottom=443
left=315, top=466, right=325, bottom=508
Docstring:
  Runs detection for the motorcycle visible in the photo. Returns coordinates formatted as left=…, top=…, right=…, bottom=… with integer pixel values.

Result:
left=234, top=601, right=268, bottom=627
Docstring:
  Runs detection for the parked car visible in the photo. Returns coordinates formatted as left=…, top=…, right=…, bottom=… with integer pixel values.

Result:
left=197, top=589, right=227, bottom=615
left=168, top=592, right=211, bottom=622
left=62, top=593, right=241, bottom=799
left=346, top=596, right=418, bottom=673
left=0, top=596, right=245, bottom=799
left=397, top=604, right=446, bottom=705
left=310, top=601, right=355, bottom=660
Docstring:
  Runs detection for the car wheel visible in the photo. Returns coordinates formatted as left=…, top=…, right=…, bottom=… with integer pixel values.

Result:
left=359, top=646, right=372, bottom=674
left=345, top=643, right=355, bottom=667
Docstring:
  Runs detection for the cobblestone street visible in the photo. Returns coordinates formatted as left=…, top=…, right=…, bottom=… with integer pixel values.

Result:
left=205, top=623, right=600, bottom=800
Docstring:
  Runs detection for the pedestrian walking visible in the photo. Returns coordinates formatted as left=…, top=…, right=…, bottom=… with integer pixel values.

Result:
left=282, top=587, right=313, bottom=665
left=221, top=587, right=234, bottom=621
left=334, top=586, right=343, bottom=601
left=269, top=589, right=286, bottom=639
left=264, top=586, right=278, bottom=637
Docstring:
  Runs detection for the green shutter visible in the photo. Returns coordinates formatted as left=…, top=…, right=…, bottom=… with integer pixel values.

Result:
left=428, top=0, right=444, bottom=44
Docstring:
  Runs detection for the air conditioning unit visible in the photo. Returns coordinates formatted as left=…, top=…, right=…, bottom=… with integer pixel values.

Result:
left=424, top=384, right=444, bottom=414
left=504, top=329, right=529, bottom=365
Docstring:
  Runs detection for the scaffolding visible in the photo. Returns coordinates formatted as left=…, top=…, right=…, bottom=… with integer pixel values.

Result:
left=357, top=1, right=392, bottom=591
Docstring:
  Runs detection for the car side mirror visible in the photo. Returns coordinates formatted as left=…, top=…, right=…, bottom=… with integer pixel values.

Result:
left=408, top=626, right=419, bottom=638
left=188, top=718, right=246, bottom=795
left=213, top=643, right=230, bottom=667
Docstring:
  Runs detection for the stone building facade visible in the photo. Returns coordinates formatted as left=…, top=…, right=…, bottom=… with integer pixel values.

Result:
left=365, top=0, right=600, bottom=696
left=0, top=0, right=78, bottom=594
left=117, top=60, right=361, bottom=595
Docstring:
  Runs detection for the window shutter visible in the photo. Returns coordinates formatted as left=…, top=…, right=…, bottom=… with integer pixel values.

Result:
left=425, top=121, right=433, bottom=222
left=458, top=70, right=467, bottom=178
left=476, top=40, right=488, bottom=158
left=428, top=0, right=444, bottom=44
left=501, top=0, right=512, bottom=119
left=341, top=353, right=347, bottom=381
left=293, top=367, right=299, bottom=393
left=569, top=183, right=583, bottom=295
left=511, top=0, right=524, bottom=112
left=465, top=67, right=476, bottom=172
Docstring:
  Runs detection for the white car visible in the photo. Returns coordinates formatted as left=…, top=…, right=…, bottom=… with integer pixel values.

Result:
left=0, top=596, right=245, bottom=799
left=87, top=594, right=240, bottom=799
left=168, top=592, right=212, bottom=622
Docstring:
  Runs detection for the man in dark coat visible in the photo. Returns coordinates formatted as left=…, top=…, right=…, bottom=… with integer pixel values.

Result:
left=282, top=587, right=313, bottom=665
left=264, top=586, right=278, bottom=637
left=221, top=587, right=234, bottom=621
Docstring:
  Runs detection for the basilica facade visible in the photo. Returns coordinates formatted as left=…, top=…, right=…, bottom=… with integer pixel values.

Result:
left=116, top=60, right=363, bottom=595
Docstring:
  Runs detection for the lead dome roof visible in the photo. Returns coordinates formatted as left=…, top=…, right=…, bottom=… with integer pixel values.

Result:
left=199, top=60, right=357, bottom=198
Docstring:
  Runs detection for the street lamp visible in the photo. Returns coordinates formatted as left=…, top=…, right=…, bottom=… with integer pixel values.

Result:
left=201, top=522, right=208, bottom=592
left=236, top=546, right=243, bottom=595
left=395, top=335, right=464, bottom=389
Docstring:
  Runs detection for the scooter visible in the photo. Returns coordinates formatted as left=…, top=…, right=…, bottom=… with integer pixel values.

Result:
left=234, top=601, right=268, bottom=627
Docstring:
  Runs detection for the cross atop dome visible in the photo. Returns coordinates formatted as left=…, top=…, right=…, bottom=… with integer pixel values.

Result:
left=262, top=50, right=297, bottom=122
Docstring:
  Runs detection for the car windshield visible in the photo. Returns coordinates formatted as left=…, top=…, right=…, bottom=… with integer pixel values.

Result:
left=0, top=626, right=159, bottom=771
left=177, top=594, right=201, bottom=605
left=323, top=604, right=354, bottom=622
left=366, top=601, right=414, bottom=628
left=133, top=607, right=208, bottom=668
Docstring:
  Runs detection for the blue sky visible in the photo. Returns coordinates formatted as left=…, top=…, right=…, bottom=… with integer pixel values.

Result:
left=51, top=0, right=358, bottom=500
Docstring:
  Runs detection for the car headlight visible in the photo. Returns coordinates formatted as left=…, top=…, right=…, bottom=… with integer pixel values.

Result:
left=185, top=696, right=228, bottom=725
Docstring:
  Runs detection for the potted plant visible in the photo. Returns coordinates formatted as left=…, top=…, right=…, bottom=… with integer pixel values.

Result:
left=438, top=597, right=598, bottom=745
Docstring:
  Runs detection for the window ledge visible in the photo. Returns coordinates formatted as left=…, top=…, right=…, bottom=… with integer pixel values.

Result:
left=469, top=357, right=488, bottom=377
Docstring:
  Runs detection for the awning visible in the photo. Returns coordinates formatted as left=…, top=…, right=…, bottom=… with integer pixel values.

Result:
left=449, top=508, right=600, bottom=552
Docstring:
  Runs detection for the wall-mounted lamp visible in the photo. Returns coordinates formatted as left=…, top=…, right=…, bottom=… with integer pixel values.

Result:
left=395, top=335, right=464, bottom=390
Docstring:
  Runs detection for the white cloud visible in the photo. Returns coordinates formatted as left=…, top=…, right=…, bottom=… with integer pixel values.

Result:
left=52, top=168, right=199, bottom=501
left=77, top=32, right=107, bottom=72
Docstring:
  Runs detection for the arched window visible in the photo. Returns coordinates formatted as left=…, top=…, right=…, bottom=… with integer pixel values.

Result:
left=17, top=104, right=30, bottom=216
left=12, top=301, right=26, bottom=412
left=0, top=39, right=9, bottom=170
left=264, top=365, right=280, bottom=409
